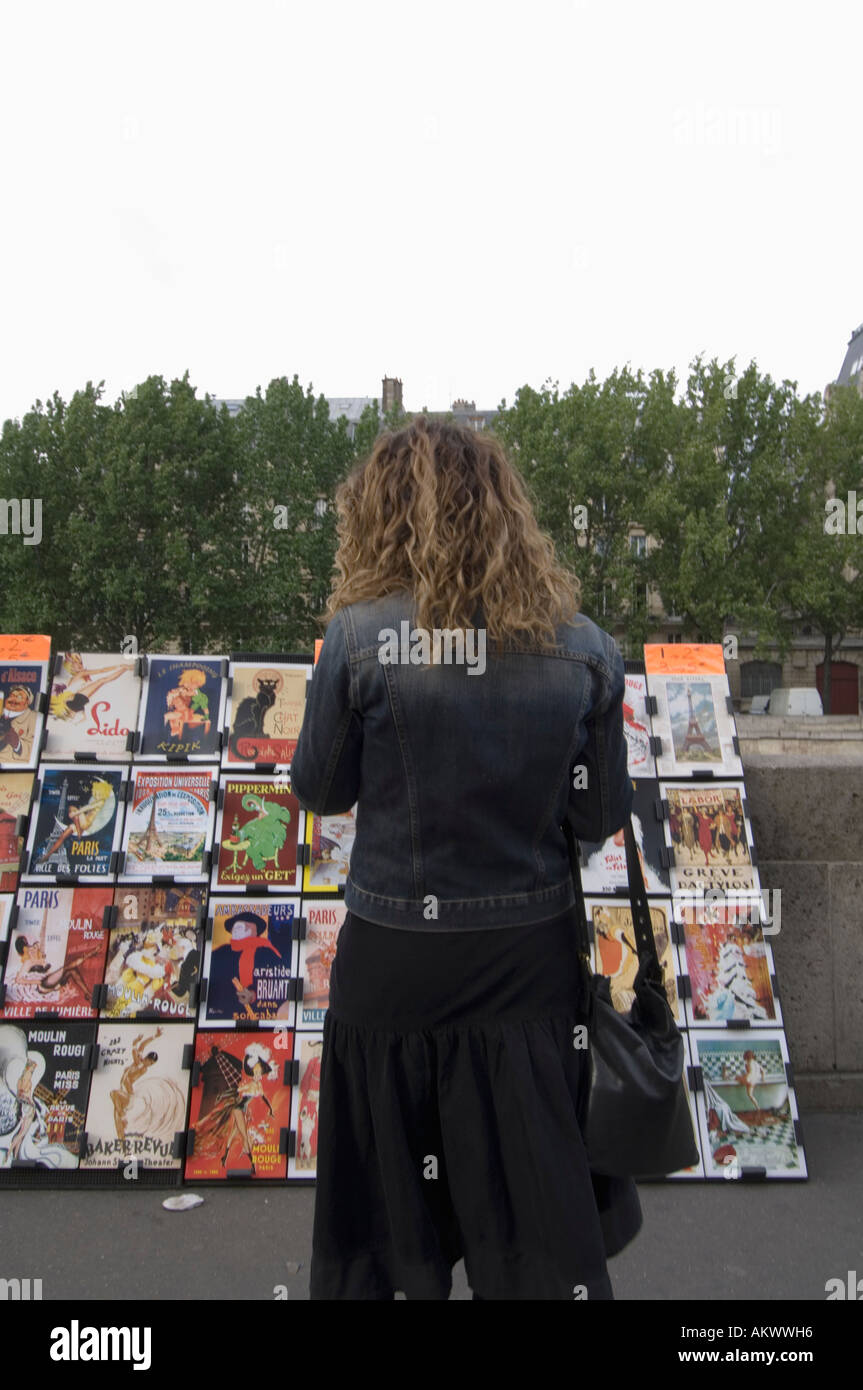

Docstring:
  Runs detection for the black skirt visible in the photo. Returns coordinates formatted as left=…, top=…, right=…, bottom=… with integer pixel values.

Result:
left=309, top=908, right=643, bottom=1301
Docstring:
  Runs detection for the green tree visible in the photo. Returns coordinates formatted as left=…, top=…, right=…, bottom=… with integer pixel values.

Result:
left=349, top=391, right=412, bottom=461
left=783, top=382, right=863, bottom=711
left=642, top=356, right=815, bottom=657
left=68, top=372, right=238, bottom=652
left=227, top=375, right=354, bottom=650
left=491, top=366, right=675, bottom=654
left=0, top=382, right=116, bottom=645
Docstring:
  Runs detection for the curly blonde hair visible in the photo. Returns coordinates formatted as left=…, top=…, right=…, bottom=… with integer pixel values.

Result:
left=319, top=415, right=582, bottom=655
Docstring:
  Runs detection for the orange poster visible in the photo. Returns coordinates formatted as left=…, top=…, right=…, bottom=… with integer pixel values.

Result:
left=0, top=635, right=51, bottom=661
left=643, top=643, right=726, bottom=676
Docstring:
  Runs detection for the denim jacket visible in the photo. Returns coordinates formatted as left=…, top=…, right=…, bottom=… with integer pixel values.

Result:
left=290, top=588, right=633, bottom=931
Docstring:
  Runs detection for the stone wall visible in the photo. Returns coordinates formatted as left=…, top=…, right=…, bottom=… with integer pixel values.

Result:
left=735, top=719, right=863, bottom=1110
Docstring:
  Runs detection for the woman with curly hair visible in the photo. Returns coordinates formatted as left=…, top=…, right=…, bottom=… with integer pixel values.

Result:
left=292, top=415, right=639, bottom=1300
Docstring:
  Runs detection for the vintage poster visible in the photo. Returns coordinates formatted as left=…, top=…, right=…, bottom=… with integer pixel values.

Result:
left=579, top=778, right=669, bottom=894
left=1, top=886, right=112, bottom=1020
left=80, top=1022, right=194, bottom=1170
left=186, top=1030, right=293, bottom=1180
left=0, top=662, right=46, bottom=771
left=650, top=672, right=743, bottom=779
left=212, top=777, right=303, bottom=892
left=680, top=902, right=780, bottom=1027
left=288, top=1031, right=323, bottom=1179
left=0, top=636, right=51, bottom=661
left=223, top=661, right=310, bottom=767
left=662, top=781, right=760, bottom=899
left=45, top=652, right=141, bottom=761
left=585, top=897, right=682, bottom=1024
left=137, top=656, right=226, bottom=760
left=23, top=764, right=127, bottom=881
left=302, top=808, right=356, bottom=891
left=643, top=643, right=727, bottom=676
left=297, top=899, right=346, bottom=1028
left=202, top=898, right=298, bottom=1026
left=0, top=1020, right=95, bottom=1169
left=103, top=884, right=206, bottom=1021
left=120, top=766, right=216, bottom=880
left=0, top=894, right=13, bottom=946
left=0, top=771, right=36, bottom=892
left=622, top=672, right=653, bottom=776
left=691, top=1032, right=807, bottom=1178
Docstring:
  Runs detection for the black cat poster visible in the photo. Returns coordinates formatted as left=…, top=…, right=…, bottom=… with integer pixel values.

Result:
left=223, top=663, right=310, bottom=768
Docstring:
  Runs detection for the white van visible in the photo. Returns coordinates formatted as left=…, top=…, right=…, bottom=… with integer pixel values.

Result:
left=748, top=695, right=771, bottom=715
left=767, top=687, right=824, bottom=716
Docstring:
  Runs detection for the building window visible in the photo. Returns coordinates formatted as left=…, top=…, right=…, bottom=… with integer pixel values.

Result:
left=630, top=580, right=648, bottom=612
left=740, top=660, right=782, bottom=698
left=629, top=533, right=646, bottom=557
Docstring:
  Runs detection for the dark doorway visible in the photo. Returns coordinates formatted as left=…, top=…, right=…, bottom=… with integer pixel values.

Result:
left=816, top=660, right=860, bottom=714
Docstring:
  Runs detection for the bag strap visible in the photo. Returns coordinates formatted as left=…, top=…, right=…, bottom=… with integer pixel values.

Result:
left=562, top=812, right=592, bottom=965
left=623, top=818, right=664, bottom=987
left=563, top=812, right=664, bottom=986
left=561, top=814, right=594, bottom=1027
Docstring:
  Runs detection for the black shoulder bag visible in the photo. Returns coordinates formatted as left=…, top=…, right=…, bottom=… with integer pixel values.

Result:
left=563, top=812, right=700, bottom=1179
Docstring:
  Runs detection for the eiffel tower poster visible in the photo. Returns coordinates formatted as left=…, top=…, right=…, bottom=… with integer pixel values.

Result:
left=667, top=679, right=721, bottom=763
left=35, top=777, right=72, bottom=875
left=24, top=765, right=122, bottom=880
left=140, top=788, right=166, bottom=860
left=681, top=687, right=713, bottom=754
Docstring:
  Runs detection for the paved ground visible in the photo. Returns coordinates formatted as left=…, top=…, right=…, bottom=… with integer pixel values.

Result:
left=1, top=1111, right=860, bottom=1300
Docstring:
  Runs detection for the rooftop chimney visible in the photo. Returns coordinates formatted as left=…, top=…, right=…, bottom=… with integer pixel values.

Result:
left=382, top=376, right=403, bottom=414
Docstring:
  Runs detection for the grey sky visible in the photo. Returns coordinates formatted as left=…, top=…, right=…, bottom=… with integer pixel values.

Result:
left=2, top=0, right=860, bottom=426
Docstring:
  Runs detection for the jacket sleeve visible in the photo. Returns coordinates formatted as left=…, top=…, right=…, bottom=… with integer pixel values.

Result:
left=290, top=609, right=363, bottom=816
left=566, top=633, right=634, bottom=843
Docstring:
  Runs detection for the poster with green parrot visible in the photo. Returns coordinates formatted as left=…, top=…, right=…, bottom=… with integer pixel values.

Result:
left=213, top=777, right=303, bottom=892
